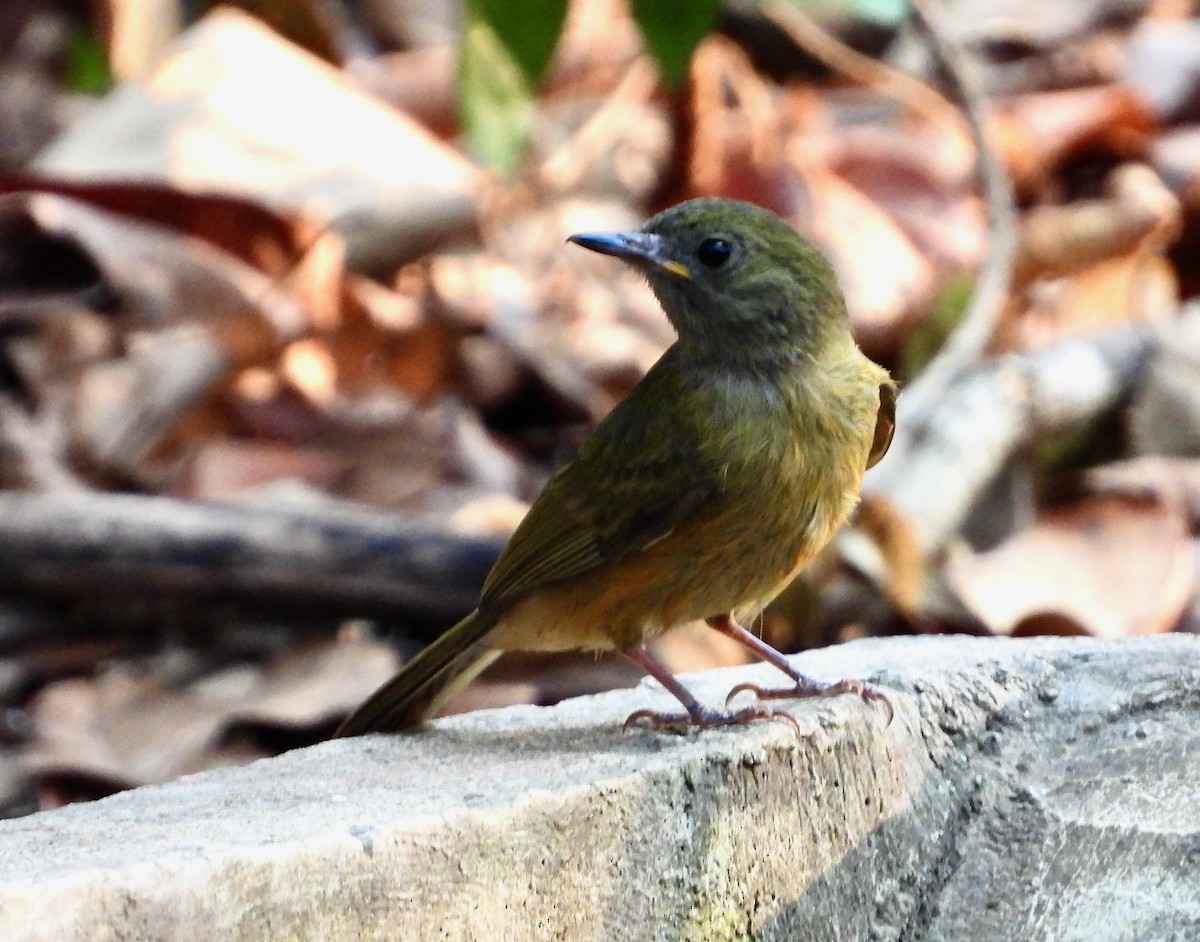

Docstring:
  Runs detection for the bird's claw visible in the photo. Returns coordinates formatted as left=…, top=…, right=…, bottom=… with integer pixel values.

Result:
left=726, top=677, right=894, bottom=726
left=622, top=704, right=805, bottom=739
left=725, top=680, right=772, bottom=704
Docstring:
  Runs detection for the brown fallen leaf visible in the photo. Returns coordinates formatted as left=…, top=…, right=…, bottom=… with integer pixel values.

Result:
left=339, top=275, right=456, bottom=403
left=992, top=84, right=1156, bottom=194
left=1152, top=124, right=1200, bottom=198
left=826, top=126, right=986, bottom=276
left=177, top=439, right=353, bottom=500
left=471, top=201, right=673, bottom=419
left=1084, top=455, right=1200, bottom=530
left=34, top=8, right=481, bottom=273
left=455, top=333, right=526, bottom=412
left=1012, top=173, right=1180, bottom=287
left=1000, top=164, right=1181, bottom=350
left=687, top=36, right=801, bottom=217
left=23, top=633, right=399, bottom=807
left=0, top=188, right=316, bottom=483
left=229, top=393, right=531, bottom=511
left=226, top=634, right=399, bottom=730
left=791, top=155, right=935, bottom=359
left=834, top=493, right=926, bottom=619
left=1010, top=612, right=1092, bottom=638
left=24, top=668, right=243, bottom=797
left=1006, top=250, right=1178, bottom=351
left=348, top=46, right=458, bottom=137
left=0, top=176, right=330, bottom=279
left=945, top=492, right=1193, bottom=638
left=535, top=60, right=671, bottom=204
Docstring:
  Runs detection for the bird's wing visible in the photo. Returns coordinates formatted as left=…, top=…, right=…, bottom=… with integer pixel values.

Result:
left=480, top=361, right=720, bottom=606
left=867, top=379, right=897, bottom=470
left=480, top=456, right=715, bottom=605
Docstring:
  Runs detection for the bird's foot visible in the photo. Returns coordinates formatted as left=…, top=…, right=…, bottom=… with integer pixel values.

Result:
left=623, top=703, right=804, bottom=738
left=727, top=677, right=894, bottom=726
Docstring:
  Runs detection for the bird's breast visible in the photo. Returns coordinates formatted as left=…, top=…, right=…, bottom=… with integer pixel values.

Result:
left=697, top=363, right=881, bottom=599
left=489, top=357, right=883, bottom=654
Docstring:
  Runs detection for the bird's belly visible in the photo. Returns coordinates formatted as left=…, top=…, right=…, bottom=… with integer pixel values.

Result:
left=487, top=472, right=860, bottom=654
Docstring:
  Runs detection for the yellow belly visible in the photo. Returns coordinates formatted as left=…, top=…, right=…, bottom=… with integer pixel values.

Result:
left=487, top=472, right=862, bottom=654
left=485, top=345, right=887, bottom=656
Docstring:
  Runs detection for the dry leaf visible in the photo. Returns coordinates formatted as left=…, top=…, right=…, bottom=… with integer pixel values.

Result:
left=348, top=46, right=458, bottom=137
left=0, top=189, right=321, bottom=480
left=23, top=634, right=398, bottom=808
left=24, top=668, right=242, bottom=795
left=178, top=439, right=352, bottom=500
left=1085, top=455, right=1200, bottom=528
left=946, top=493, right=1193, bottom=638
left=834, top=494, right=925, bottom=618
left=0, top=176, right=333, bottom=279
left=1008, top=251, right=1178, bottom=350
left=792, top=157, right=935, bottom=358
left=1014, top=193, right=1171, bottom=286
left=993, top=85, right=1156, bottom=193
left=479, top=202, right=672, bottom=418
left=35, top=8, right=481, bottom=273
left=827, top=128, right=986, bottom=275
left=228, top=635, right=399, bottom=730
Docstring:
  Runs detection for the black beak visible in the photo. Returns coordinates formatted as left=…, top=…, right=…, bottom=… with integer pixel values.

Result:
left=567, top=231, right=691, bottom=280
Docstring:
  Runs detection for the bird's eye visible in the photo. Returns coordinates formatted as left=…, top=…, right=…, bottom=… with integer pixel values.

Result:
left=696, top=237, right=733, bottom=268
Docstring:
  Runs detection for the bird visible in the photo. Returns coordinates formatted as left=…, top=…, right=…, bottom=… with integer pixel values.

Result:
left=336, top=197, right=895, bottom=736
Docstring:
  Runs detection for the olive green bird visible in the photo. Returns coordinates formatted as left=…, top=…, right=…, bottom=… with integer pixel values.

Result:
left=336, top=197, right=896, bottom=736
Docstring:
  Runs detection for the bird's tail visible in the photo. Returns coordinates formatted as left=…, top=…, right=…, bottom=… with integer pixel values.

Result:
left=335, top=609, right=501, bottom=736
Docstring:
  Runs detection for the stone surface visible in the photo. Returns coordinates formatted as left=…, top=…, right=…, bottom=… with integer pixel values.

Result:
left=0, top=635, right=1197, bottom=941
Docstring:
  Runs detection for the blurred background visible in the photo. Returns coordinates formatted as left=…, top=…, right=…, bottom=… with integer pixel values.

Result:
left=0, top=0, right=1198, bottom=817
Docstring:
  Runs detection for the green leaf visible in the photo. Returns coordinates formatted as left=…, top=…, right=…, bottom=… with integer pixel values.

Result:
left=64, top=28, right=111, bottom=95
left=631, top=0, right=723, bottom=88
left=471, top=0, right=570, bottom=86
left=457, top=4, right=536, bottom=174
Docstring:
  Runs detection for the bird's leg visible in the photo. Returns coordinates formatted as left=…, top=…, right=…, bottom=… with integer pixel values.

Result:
left=621, top=645, right=801, bottom=735
left=709, top=615, right=893, bottom=725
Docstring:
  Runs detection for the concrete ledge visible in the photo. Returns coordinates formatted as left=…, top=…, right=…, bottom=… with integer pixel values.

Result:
left=1, top=636, right=1198, bottom=941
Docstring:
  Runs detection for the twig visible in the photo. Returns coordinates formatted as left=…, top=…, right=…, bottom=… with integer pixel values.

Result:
left=763, top=0, right=1017, bottom=420
left=761, top=2, right=961, bottom=131
left=536, top=58, right=659, bottom=193
left=0, top=493, right=504, bottom=637
left=895, top=0, right=1019, bottom=419
left=868, top=322, right=1156, bottom=556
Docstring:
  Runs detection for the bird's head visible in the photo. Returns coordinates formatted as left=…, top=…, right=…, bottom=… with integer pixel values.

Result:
left=569, top=198, right=847, bottom=366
